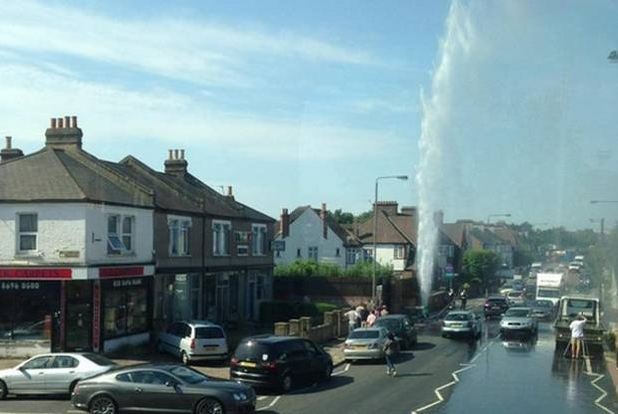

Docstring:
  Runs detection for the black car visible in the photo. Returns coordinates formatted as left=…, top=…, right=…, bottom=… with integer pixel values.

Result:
left=230, top=335, right=332, bottom=393
left=71, top=363, right=255, bottom=414
left=484, top=296, right=509, bottom=318
left=373, top=314, right=417, bottom=349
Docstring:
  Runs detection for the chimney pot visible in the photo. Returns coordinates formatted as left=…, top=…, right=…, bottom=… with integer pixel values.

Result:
left=227, top=186, right=233, bottom=197
left=64, top=116, right=70, bottom=128
left=281, top=208, right=290, bottom=238
left=71, top=116, right=77, bottom=128
left=180, top=149, right=185, bottom=160
left=57, top=118, right=64, bottom=128
left=5, top=136, right=11, bottom=149
left=168, top=149, right=173, bottom=159
left=320, top=203, right=328, bottom=239
left=174, top=149, right=179, bottom=160
left=51, top=118, right=57, bottom=129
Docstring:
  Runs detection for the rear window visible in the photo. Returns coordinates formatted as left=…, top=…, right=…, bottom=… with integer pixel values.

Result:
left=234, top=341, right=276, bottom=361
left=533, top=301, right=552, bottom=308
left=195, top=327, right=224, bottom=339
left=505, top=309, right=529, bottom=317
left=374, top=319, right=401, bottom=331
left=445, top=313, right=470, bottom=321
left=349, top=330, right=380, bottom=339
left=82, top=354, right=116, bottom=366
left=487, top=298, right=507, bottom=304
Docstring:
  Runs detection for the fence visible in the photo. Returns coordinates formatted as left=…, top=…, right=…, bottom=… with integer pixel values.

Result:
left=273, top=309, right=350, bottom=344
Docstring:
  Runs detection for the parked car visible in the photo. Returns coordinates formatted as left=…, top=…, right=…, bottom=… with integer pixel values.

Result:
left=2, top=320, right=46, bottom=340
left=506, top=290, right=526, bottom=306
left=499, top=307, right=538, bottom=337
left=343, top=327, right=391, bottom=362
left=0, top=353, right=116, bottom=399
left=157, top=321, right=228, bottom=365
left=441, top=311, right=482, bottom=339
left=230, top=335, right=332, bottom=393
left=530, top=299, right=556, bottom=320
left=373, top=314, right=418, bottom=349
left=72, top=363, right=255, bottom=414
left=484, top=296, right=510, bottom=319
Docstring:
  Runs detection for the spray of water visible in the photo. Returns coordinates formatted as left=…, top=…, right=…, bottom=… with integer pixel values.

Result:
left=416, top=1, right=474, bottom=305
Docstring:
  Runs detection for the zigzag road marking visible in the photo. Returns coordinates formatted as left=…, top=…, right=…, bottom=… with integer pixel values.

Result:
left=584, top=370, right=616, bottom=414
left=410, top=363, right=476, bottom=414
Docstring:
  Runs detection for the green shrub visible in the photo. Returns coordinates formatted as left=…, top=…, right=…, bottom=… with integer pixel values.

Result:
left=274, top=260, right=393, bottom=279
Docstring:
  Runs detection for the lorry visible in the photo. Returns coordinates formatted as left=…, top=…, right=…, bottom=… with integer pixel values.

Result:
left=554, top=295, right=605, bottom=354
left=536, top=272, right=564, bottom=306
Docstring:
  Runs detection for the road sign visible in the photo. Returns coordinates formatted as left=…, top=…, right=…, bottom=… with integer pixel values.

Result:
left=445, top=272, right=458, bottom=278
left=445, top=264, right=454, bottom=273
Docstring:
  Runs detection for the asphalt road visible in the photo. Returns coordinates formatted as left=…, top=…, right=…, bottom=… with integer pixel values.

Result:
left=2, top=314, right=616, bottom=414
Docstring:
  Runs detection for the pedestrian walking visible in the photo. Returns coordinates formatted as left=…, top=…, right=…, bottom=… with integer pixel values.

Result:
left=344, top=307, right=359, bottom=334
left=460, top=289, right=468, bottom=310
left=357, top=304, right=368, bottom=327
left=380, top=306, right=389, bottom=317
left=448, top=288, right=455, bottom=310
left=569, top=313, right=587, bottom=359
left=383, top=332, right=398, bottom=376
left=366, top=311, right=377, bottom=327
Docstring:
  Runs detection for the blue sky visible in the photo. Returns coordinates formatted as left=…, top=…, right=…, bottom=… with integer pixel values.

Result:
left=0, top=0, right=616, bottom=229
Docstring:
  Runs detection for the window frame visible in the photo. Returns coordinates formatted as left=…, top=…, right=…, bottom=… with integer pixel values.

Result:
left=394, top=245, right=405, bottom=259
left=212, top=220, right=232, bottom=256
left=251, top=223, right=267, bottom=256
left=168, top=216, right=191, bottom=257
left=107, top=214, right=136, bottom=256
left=16, top=212, right=38, bottom=254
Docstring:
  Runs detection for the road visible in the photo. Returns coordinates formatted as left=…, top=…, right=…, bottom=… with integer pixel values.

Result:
left=2, top=316, right=616, bottom=414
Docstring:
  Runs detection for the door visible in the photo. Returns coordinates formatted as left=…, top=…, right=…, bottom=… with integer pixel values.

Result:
left=65, top=282, right=92, bottom=351
left=45, top=355, right=80, bottom=393
left=6, top=355, right=53, bottom=393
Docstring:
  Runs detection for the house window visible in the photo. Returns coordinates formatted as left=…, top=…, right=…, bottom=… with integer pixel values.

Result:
left=346, top=249, right=357, bottom=265
left=308, top=246, right=318, bottom=261
left=296, top=248, right=302, bottom=258
left=169, top=218, right=191, bottom=256
left=395, top=245, right=405, bottom=259
left=17, top=213, right=38, bottom=252
left=212, top=221, right=231, bottom=256
left=336, top=248, right=341, bottom=257
left=107, top=215, right=135, bottom=255
left=252, top=224, right=267, bottom=256
left=363, top=248, right=373, bottom=262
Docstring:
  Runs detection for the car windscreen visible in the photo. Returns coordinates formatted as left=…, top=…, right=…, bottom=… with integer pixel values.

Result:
left=487, top=299, right=506, bottom=304
left=374, top=319, right=401, bottom=331
left=505, top=309, right=529, bottom=317
left=234, top=341, right=275, bottom=361
left=82, top=353, right=117, bottom=366
left=445, top=313, right=470, bottom=321
left=168, top=366, right=209, bottom=384
left=533, top=301, right=552, bottom=308
left=537, top=289, right=561, bottom=298
left=349, top=330, right=380, bottom=339
left=195, top=327, right=224, bottom=339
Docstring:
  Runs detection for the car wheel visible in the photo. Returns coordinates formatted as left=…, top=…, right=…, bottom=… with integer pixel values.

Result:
left=322, top=363, right=333, bottom=381
left=181, top=351, right=190, bottom=365
left=69, top=379, right=79, bottom=394
left=280, top=373, right=293, bottom=393
left=0, top=380, right=7, bottom=400
left=195, top=397, right=225, bottom=414
left=89, top=395, right=117, bottom=414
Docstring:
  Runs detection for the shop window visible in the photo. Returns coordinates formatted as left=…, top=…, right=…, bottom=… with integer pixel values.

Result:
left=103, top=281, right=148, bottom=338
left=212, top=221, right=231, bottom=256
left=17, top=213, right=38, bottom=253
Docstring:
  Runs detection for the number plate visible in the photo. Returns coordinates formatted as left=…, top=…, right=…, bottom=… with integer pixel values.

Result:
left=239, top=361, right=257, bottom=368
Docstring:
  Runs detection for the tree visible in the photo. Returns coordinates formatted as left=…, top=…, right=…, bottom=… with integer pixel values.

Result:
left=462, top=249, right=500, bottom=294
left=356, top=209, right=373, bottom=223
left=329, top=209, right=355, bottom=224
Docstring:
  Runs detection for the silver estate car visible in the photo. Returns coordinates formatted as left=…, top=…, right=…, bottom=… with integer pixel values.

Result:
left=442, top=311, right=482, bottom=339
left=500, top=307, right=538, bottom=337
left=343, top=327, right=390, bottom=361
left=0, top=353, right=117, bottom=399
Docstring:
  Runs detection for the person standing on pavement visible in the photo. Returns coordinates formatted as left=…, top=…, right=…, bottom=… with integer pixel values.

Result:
left=380, top=306, right=389, bottom=317
left=366, top=310, right=377, bottom=327
left=460, top=289, right=468, bottom=310
left=569, top=313, right=587, bottom=359
left=357, top=304, right=368, bottom=327
left=383, top=332, right=398, bottom=376
left=344, top=307, right=359, bottom=334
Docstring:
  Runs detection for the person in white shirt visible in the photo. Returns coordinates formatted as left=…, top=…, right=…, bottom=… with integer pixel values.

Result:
left=569, top=313, right=587, bottom=359
left=344, top=308, right=359, bottom=333
left=366, top=311, right=377, bottom=327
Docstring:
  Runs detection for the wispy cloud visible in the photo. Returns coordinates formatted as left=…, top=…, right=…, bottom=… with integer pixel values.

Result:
left=0, top=1, right=380, bottom=89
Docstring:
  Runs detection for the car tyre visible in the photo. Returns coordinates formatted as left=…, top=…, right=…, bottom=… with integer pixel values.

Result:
left=89, top=395, right=117, bottom=414
left=280, top=373, right=293, bottom=393
left=195, top=397, right=225, bottom=414
left=181, top=351, right=190, bottom=365
left=0, top=380, right=7, bottom=400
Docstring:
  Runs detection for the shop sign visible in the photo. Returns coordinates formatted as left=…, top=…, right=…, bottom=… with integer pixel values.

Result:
left=0, top=268, right=72, bottom=279
left=0, top=281, right=41, bottom=290
left=99, top=266, right=144, bottom=278
left=59, top=250, right=80, bottom=258
left=112, top=278, right=143, bottom=288
left=92, top=281, right=100, bottom=352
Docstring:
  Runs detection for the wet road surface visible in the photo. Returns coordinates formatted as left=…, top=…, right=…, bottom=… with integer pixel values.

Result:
left=429, top=320, right=618, bottom=414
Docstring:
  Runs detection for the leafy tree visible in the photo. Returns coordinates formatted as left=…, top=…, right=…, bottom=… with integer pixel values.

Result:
left=356, top=210, right=374, bottom=223
left=274, top=259, right=393, bottom=279
left=329, top=209, right=355, bottom=224
left=462, top=249, right=500, bottom=293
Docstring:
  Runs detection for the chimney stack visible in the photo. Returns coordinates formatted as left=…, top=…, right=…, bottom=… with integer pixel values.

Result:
left=374, top=201, right=398, bottom=216
left=164, top=148, right=188, bottom=176
left=280, top=208, right=290, bottom=238
left=320, top=203, right=328, bottom=239
left=45, top=115, right=83, bottom=149
left=433, top=210, right=444, bottom=227
left=1, top=136, right=24, bottom=163
left=227, top=186, right=235, bottom=200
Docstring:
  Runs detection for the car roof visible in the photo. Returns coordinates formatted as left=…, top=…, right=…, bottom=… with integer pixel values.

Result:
left=507, top=307, right=531, bottom=311
left=487, top=296, right=507, bottom=300
left=377, top=314, right=408, bottom=320
left=446, top=310, right=472, bottom=315
left=241, top=335, right=303, bottom=344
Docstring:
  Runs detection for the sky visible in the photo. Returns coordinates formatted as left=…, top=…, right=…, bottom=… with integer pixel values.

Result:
left=0, top=0, right=616, bottom=229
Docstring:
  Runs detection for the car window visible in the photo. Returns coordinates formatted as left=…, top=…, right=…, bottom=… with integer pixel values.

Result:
left=131, top=370, right=174, bottom=385
left=302, top=340, right=319, bottom=354
left=505, top=309, right=530, bottom=318
left=444, top=313, right=469, bottom=321
left=349, top=330, right=380, bottom=339
left=286, top=340, right=307, bottom=357
left=168, top=366, right=208, bottom=385
left=234, top=340, right=273, bottom=361
left=51, top=355, right=79, bottom=369
left=116, top=373, right=132, bottom=382
left=195, top=327, right=224, bottom=339
left=22, top=356, right=53, bottom=369
left=184, top=325, right=192, bottom=338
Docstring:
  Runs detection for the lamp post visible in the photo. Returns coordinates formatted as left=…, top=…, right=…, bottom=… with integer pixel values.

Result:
left=486, top=213, right=511, bottom=224
left=589, top=218, right=606, bottom=237
left=372, top=175, right=408, bottom=305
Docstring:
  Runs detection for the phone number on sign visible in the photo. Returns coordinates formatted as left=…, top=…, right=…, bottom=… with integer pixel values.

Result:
left=0, top=281, right=41, bottom=290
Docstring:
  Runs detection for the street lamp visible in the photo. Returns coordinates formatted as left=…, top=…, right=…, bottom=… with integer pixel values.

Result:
left=590, top=218, right=606, bottom=237
left=372, top=175, right=408, bottom=305
left=486, top=213, right=511, bottom=224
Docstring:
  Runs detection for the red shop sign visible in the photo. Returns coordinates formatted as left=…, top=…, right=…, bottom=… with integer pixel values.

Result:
left=99, top=266, right=144, bottom=278
left=0, top=268, right=72, bottom=279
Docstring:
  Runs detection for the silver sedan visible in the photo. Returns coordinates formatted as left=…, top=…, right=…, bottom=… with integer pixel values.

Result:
left=442, top=311, right=482, bottom=339
left=343, top=327, right=390, bottom=361
left=0, top=353, right=117, bottom=398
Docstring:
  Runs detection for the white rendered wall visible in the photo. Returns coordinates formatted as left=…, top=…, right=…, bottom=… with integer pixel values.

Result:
left=373, top=244, right=406, bottom=271
left=274, top=209, right=346, bottom=268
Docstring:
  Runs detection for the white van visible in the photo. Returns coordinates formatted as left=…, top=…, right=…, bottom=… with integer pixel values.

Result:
left=157, top=320, right=228, bottom=365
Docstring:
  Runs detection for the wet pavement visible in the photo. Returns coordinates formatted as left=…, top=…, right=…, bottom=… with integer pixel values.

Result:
left=431, top=321, right=618, bottom=414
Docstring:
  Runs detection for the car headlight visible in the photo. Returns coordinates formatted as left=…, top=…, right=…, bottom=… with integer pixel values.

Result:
left=233, top=392, right=248, bottom=401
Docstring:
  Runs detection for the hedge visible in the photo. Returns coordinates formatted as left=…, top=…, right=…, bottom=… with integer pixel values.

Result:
left=259, top=300, right=339, bottom=324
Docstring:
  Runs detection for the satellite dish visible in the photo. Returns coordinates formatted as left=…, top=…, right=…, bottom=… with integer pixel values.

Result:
left=609, top=50, right=618, bottom=62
